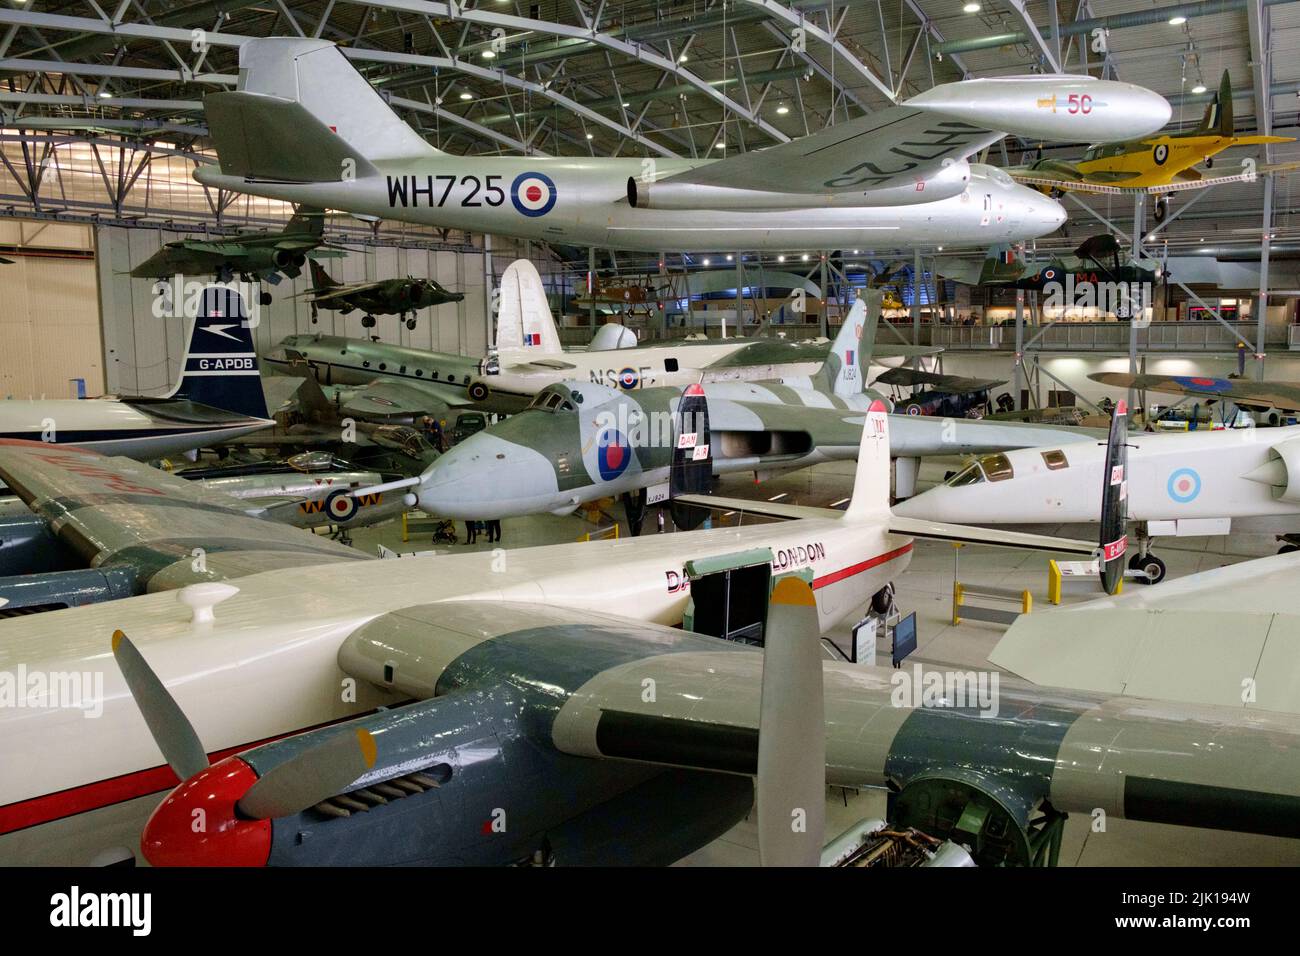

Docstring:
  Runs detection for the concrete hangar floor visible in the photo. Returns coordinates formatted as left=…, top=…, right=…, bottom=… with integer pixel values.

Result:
left=338, top=458, right=1300, bottom=867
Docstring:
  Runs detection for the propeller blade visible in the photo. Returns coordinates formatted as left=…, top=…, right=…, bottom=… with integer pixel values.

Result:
left=756, top=577, right=826, bottom=866
left=236, top=728, right=378, bottom=820
left=111, top=630, right=209, bottom=782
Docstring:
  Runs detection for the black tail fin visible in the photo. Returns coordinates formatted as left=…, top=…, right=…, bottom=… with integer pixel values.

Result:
left=1098, top=399, right=1129, bottom=594
left=1199, top=69, right=1233, bottom=137
left=169, top=286, right=269, bottom=419
left=309, top=258, right=339, bottom=291
left=285, top=205, right=326, bottom=238
left=669, top=384, right=713, bottom=531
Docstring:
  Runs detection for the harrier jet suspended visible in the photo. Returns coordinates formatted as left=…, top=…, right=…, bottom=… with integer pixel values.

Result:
left=300, top=260, right=465, bottom=330
left=130, top=205, right=344, bottom=294
left=194, top=38, right=1173, bottom=252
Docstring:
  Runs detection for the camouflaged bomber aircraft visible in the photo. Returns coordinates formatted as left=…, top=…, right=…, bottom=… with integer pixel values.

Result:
left=193, top=39, right=1173, bottom=254
left=6, top=405, right=1300, bottom=868
left=413, top=297, right=1094, bottom=527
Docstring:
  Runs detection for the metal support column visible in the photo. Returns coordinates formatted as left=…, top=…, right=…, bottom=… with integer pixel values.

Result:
left=911, top=248, right=922, bottom=368
left=587, top=247, right=598, bottom=334
left=1257, top=178, right=1273, bottom=380
left=819, top=251, right=829, bottom=338
left=1128, top=193, right=1146, bottom=413
left=1013, top=289, right=1025, bottom=410
left=483, top=233, right=494, bottom=351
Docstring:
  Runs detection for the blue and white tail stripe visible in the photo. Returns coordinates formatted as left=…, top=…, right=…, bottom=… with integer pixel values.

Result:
left=170, top=287, right=269, bottom=419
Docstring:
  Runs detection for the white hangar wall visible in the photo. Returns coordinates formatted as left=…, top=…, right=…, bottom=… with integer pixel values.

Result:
left=0, top=221, right=101, bottom=400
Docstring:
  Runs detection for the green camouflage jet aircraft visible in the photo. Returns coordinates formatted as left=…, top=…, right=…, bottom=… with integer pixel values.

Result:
left=130, top=206, right=345, bottom=299
left=301, top=259, right=465, bottom=330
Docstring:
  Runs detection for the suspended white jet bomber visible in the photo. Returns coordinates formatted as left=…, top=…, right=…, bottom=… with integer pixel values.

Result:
left=194, top=38, right=1172, bottom=252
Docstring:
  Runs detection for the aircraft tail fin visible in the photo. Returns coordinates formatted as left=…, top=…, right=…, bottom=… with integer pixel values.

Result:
left=843, top=400, right=891, bottom=522
left=1198, top=69, right=1233, bottom=138
left=496, top=259, right=562, bottom=354
left=978, top=244, right=1023, bottom=283
left=205, top=38, right=437, bottom=182
left=285, top=205, right=326, bottom=238
left=168, top=286, right=269, bottom=420
left=1098, top=399, right=1129, bottom=594
left=819, top=291, right=880, bottom=397
left=309, top=258, right=339, bottom=291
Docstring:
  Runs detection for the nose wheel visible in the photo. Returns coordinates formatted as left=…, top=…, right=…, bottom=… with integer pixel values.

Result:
left=871, top=583, right=895, bottom=616
left=361, top=314, right=377, bottom=329
left=1127, top=551, right=1166, bottom=584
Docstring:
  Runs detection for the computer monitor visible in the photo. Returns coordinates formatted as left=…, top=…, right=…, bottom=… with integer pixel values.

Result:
left=892, top=612, right=918, bottom=668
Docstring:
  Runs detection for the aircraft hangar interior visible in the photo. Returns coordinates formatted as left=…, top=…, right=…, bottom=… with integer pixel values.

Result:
left=2, top=0, right=1300, bottom=909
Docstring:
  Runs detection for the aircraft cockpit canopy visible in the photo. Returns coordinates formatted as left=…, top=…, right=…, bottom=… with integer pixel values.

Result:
left=946, top=452, right=1016, bottom=486
left=528, top=385, right=579, bottom=413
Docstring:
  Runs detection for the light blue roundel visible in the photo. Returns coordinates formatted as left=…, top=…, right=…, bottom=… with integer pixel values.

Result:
left=1167, top=467, right=1201, bottom=503
left=510, top=172, right=558, bottom=217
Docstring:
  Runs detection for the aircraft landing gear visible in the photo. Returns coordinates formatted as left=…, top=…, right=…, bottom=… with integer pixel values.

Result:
left=1128, top=524, right=1166, bottom=584
left=1153, top=196, right=1170, bottom=223
left=621, top=488, right=647, bottom=537
left=259, top=290, right=273, bottom=306
left=1275, top=534, right=1300, bottom=555
left=310, top=302, right=319, bottom=325
left=361, top=314, right=377, bottom=329
left=871, top=583, right=895, bottom=616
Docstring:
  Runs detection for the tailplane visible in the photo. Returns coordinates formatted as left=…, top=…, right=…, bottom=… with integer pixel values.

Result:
left=842, top=400, right=891, bottom=522
left=167, top=286, right=269, bottom=420
left=496, top=259, right=562, bottom=354
left=204, top=38, right=437, bottom=182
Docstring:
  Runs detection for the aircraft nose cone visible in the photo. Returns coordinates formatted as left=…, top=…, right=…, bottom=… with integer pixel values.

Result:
left=416, top=432, right=559, bottom=519
left=891, top=488, right=959, bottom=522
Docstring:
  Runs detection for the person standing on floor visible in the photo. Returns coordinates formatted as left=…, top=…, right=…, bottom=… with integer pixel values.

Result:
left=465, top=520, right=478, bottom=545
left=486, top=519, right=502, bottom=543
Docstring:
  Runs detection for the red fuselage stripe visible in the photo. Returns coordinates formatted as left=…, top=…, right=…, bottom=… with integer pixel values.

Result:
left=0, top=711, right=372, bottom=836
left=813, top=542, right=913, bottom=589
left=1, top=543, right=915, bottom=838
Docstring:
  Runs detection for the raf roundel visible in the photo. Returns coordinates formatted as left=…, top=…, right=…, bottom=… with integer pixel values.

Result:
left=617, top=367, right=640, bottom=390
left=1167, top=467, right=1201, bottom=504
left=511, top=172, right=558, bottom=218
left=325, top=489, right=359, bottom=523
left=597, top=430, right=631, bottom=481
left=1173, top=375, right=1233, bottom=393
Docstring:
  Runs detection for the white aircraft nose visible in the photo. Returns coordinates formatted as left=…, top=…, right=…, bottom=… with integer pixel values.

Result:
left=891, top=487, right=962, bottom=521
left=416, top=432, right=558, bottom=519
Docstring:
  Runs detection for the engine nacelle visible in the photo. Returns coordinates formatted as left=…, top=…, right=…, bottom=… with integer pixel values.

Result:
left=273, top=249, right=307, bottom=269
left=1244, top=436, right=1300, bottom=503
left=627, top=158, right=969, bottom=210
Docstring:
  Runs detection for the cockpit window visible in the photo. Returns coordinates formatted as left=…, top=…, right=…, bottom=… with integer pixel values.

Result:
left=527, top=389, right=576, bottom=412
left=979, top=453, right=1014, bottom=481
left=1041, top=449, right=1068, bottom=470
left=947, top=462, right=985, bottom=487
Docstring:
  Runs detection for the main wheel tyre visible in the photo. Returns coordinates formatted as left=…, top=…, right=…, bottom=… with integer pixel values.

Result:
left=871, top=584, right=894, bottom=615
left=1134, top=554, right=1166, bottom=585
left=258, top=291, right=273, bottom=306
left=361, top=315, right=376, bottom=329
left=406, top=318, right=417, bottom=331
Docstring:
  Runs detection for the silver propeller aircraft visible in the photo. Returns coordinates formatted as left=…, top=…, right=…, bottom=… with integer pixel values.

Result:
left=264, top=259, right=929, bottom=421
left=194, top=38, right=1171, bottom=252
left=8, top=405, right=1300, bottom=867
